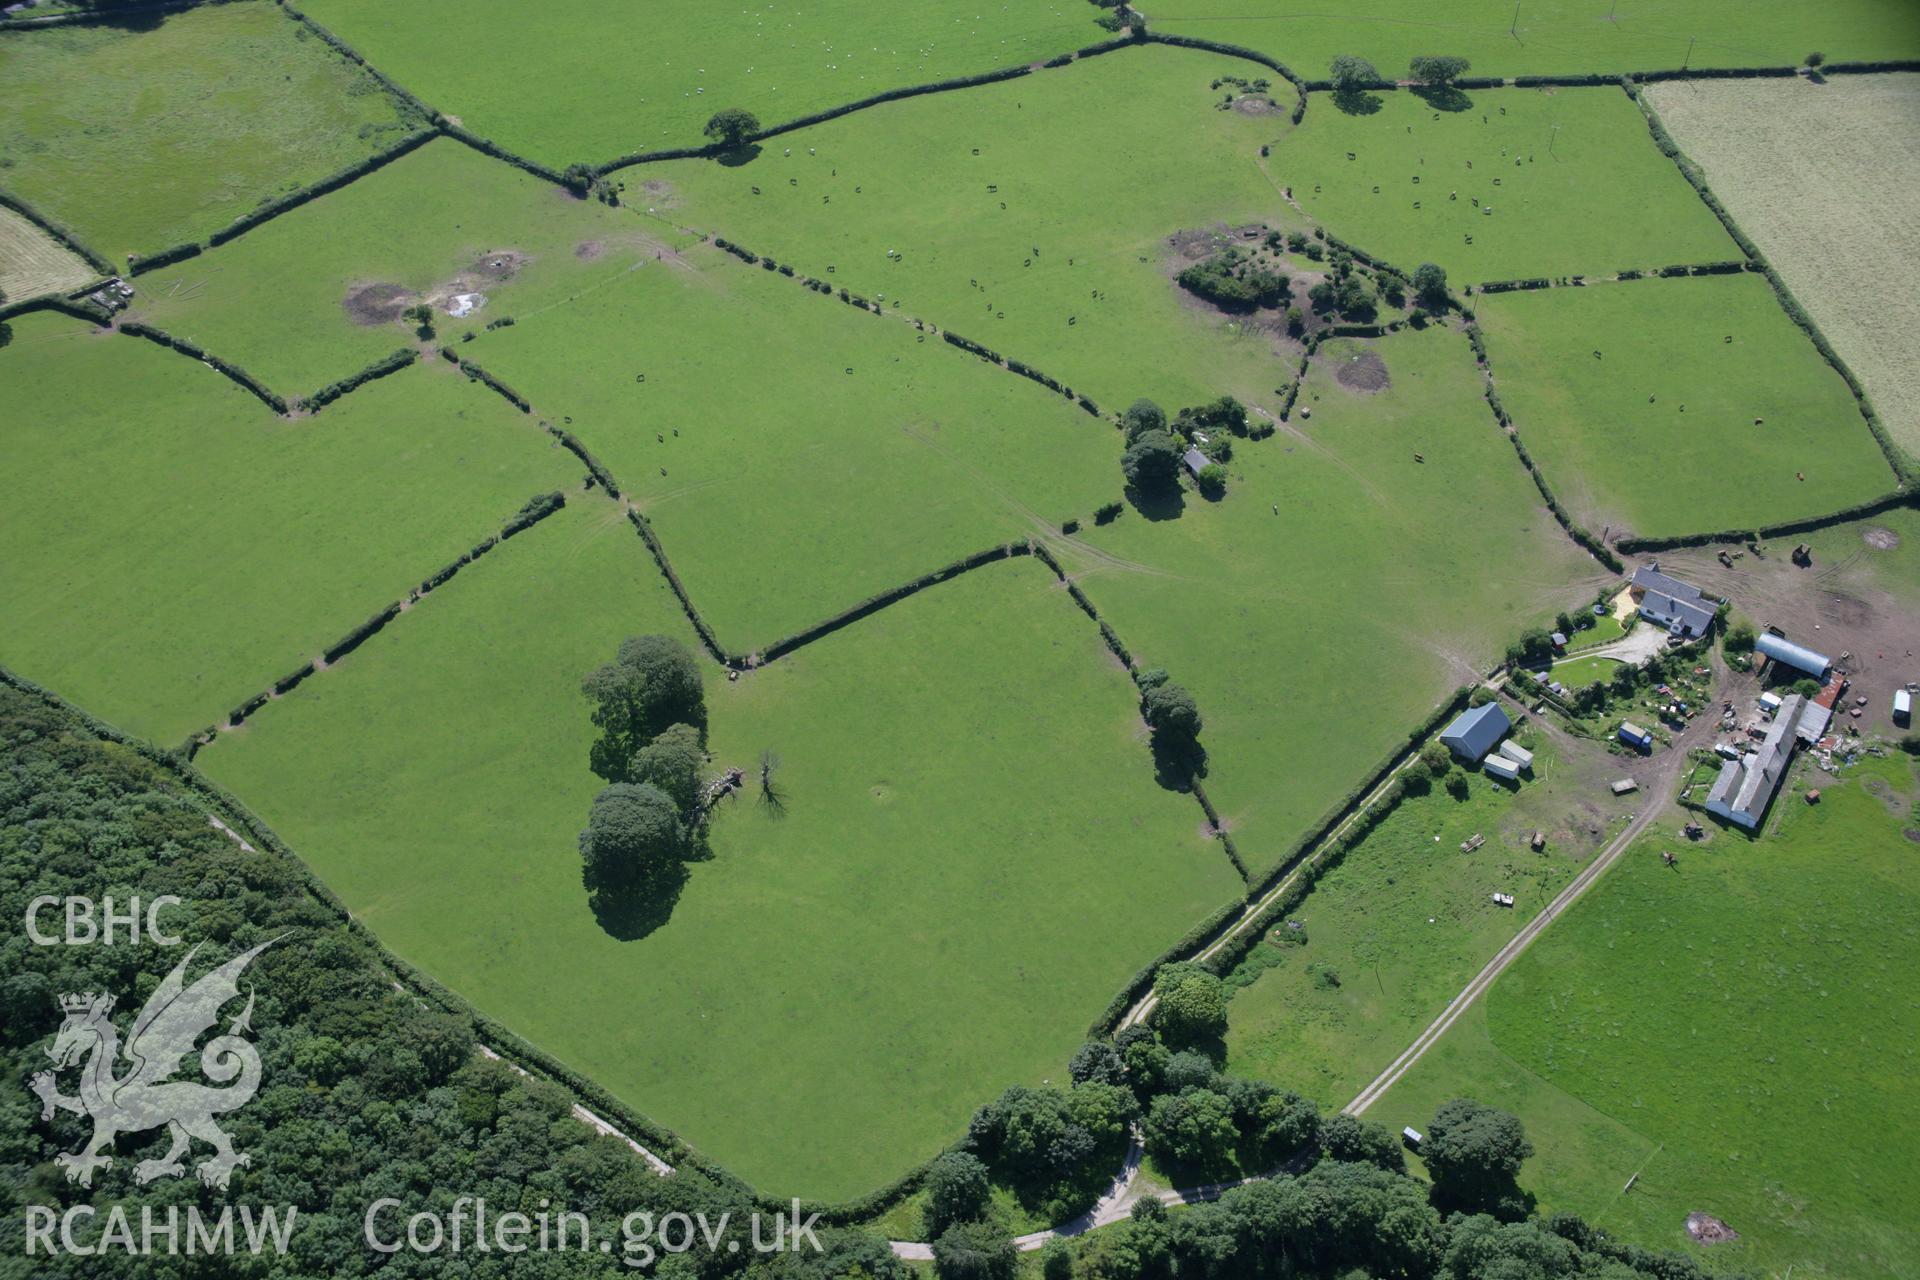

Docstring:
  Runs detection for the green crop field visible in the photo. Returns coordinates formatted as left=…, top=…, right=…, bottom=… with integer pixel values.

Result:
left=301, top=0, right=1100, bottom=167
left=1374, top=754, right=1920, bottom=1277
left=1647, top=73, right=1920, bottom=463
left=130, top=138, right=667, bottom=396
left=0, top=1, right=417, bottom=261
left=1050, top=325, right=1607, bottom=878
left=0, top=204, right=93, bottom=299
left=1146, top=0, right=1920, bottom=81
left=644, top=46, right=1306, bottom=422
left=1478, top=274, right=1896, bottom=539
left=1224, top=733, right=1617, bottom=1105
left=199, top=506, right=1244, bottom=1199
left=1282, top=84, right=1735, bottom=282
left=0, top=311, right=575, bottom=744
left=461, top=243, right=1120, bottom=651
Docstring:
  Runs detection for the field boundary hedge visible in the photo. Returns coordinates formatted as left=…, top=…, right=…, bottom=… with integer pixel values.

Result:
left=297, top=346, right=416, bottom=413
left=1613, top=488, right=1919, bottom=554
left=208, top=127, right=438, bottom=249
left=1139, top=32, right=1308, bottom=122
left=0, top=292, right=111, bottom=325
left=191, top=491, right=567, bottom=740
left=1624, top=77, right=1915, bottom=487
left=1461, top=322, right=1625, bottom=572
left=116, top=321, right=290, bottom=414
left=596, top=38, right=1151, bottom=175
left=1028, top=540, right=1253, bottom=885
left=276, top=0, right=440, bottom=122
left=0, top=186, right=115, bottom=275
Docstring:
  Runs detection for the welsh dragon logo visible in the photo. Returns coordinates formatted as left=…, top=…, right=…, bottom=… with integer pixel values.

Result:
left=30, top=938, right=280, bottom=1189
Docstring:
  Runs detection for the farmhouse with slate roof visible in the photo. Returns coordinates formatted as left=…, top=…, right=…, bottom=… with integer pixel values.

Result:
left=1630, top=564, right=1717, bottom=638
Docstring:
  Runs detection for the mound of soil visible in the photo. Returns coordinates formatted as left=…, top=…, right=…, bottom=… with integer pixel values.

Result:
left=1864, top=526, right=1902, bottom=550
left=1232, top=95, right=1281, bottom=116
left=470, top=250, right=526, bottom=281
left=1335, top=348, right=1391, bottom=392
left=1685, top=1212, right=1738, bottom=1245
left=344, top=283, right=413, bottom=326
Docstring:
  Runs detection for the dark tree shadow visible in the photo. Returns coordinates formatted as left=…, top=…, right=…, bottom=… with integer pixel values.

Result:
left=1412, top=84, right=1473, bottom=113
left=1126, top=483, right=1185, bottom=522
left=1332, top=88, right=1384, bottom=116
left=1151, top=734, right=1208, bottom=791
left=715, top=143, right=764, bottom=168
left=584, top=860, right=689, bottom=942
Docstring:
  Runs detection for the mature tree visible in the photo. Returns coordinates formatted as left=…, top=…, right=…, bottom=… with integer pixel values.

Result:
left=932, top=1220, right=1017, bottom=1280
left=1197, top=462, right=1228, bottom=498
left=1724, top=620, right=1757, bottom=653
left=1423, top=1098, right=1535, bottom=1218
left=1121, top=397, right=1168, bottom=442
left=1142, top=682, right=1203, bottom=746
left=968, top=1085, right=1091, bottom=1184
left=703, top=107, right=761, bottom=148
left=1420, top=740, right=1454, bottom=777
left=1152, top=963, right=1227, bottom=1047
left=1121, top=429, right=1182, bottom=492
left=1143, top=1088, right=1236, bottom=1170
left=1445, top=771, right=1470, bottom=799
left=1038, top=1237, right=1075, bottom=1280
left=1066, top=1081, right=1139, bottom=1147
left=578, top=782, right=684, bottom=888
left=1409, top=54, right=1472, bottom=86
left=1117, top=1026, right=1171, bottom=1100
left=1328, top=54, right=1380, bottom=91
left=1240, top=1083, right=1320, bottom=1162
left=1319, top=1111, right=1407, bottom=1172
left=1069, top=1039, right=1126, bottom=1086
left=924, top=1151, right=992, bottom=1237
left=1162, top=1049, right=1218, bottom=1094
left=1440, top=1214, right=1582, bottom=1279
left=630, top=722, right=705, bottom=815
left=583, top=634, right=706, bottom=780
left=1413, top=261, right=1450, bottom=310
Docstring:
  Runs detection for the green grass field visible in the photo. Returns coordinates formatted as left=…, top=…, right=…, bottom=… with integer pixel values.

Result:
left=1224, top=733, right=1616, bottom=1106
left=462, top=242, right=1121, bottom=651
left=301, top=0, right=1099, bottom=167
left=643, top=45, right=1307, bottom=422
left=1052, top=324, right=1606, bottom=878
left=1145, top=0, right=1920, bottom=81
left=1478, top=274, right=1897, bottom=539
left=198, top=507, right=1244, bottom=1199
left=1376, top=753, right=1920, bottom=1277
left=1281, top=84, right=1735, bottom=281
left=1647, top=73, right=1920, bottom=462
left=0, top=311, right=576, bottom=744
left=132, top=137, right=664, bottom=396
left=0, top=1, right=416, bottom=260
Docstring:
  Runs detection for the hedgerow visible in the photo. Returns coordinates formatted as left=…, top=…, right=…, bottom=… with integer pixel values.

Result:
left=298, top=347, right=416, bottom=413
left=0, top=187, right=114, bottom=275
left=117, top=322, right=289, bottom=414
left=209, top=128, right=437, bottom=248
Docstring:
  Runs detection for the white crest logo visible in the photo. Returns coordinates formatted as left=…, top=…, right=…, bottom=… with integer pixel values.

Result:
left=30, top=937, right=281, bottom=1189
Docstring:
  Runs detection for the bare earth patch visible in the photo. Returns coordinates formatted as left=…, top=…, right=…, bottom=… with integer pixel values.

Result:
left=635, top=179, right=679, bottom=210
left=1685, top=1212, right=1739, bottom=1245
left=1231, top=95, right=1282, bottom=117
left=575, top=240, right=605, bottom=261
left=1333, top=348, right=1390, bottom=393
left=1864, top=525, right=1901, bottom=550
left=469, top=249, right=528, bottom=281
left=343, top=282, right=413, bottom=326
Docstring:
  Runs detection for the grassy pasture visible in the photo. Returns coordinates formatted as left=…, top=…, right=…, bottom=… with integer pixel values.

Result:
left=1477, top=274, right=1896, bottom=540
left=463, top=244, right=1120, bottom=652
left=0, top=1, right=415, bottom=260
left=132, top=138, right=665, bottom=395
left=1281, top=85, right=1735, bottom=281
left=0, top=205, right=93, bottom=299
left=643, top=46, right=1307, bottom=422
left=1377, top=755, right=1920, bottom=1276
left=0, top=312, right=577, bottom=744
left=199, top=507, right=1244, bottom=1199
left=1053, top=324, right=1606, bottom=878
left=1224, top=733, right=1604, bottom=1105
left=1146, top=0, right=1920, bottom=81
left=1549, top=653, right=1623, bottom=688
left=1647, top=73, right=1920, bottom=463
left=301, top=0, right=1098, bottom=167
